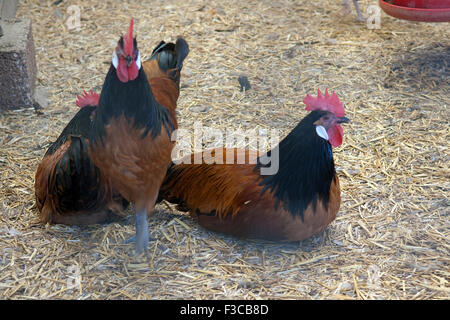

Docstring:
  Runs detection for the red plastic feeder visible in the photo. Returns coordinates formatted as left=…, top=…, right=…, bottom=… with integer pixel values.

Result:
left=379, top=0, right=450, bottom=22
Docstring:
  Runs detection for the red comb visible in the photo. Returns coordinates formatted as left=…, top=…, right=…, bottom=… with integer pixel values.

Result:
left=123, top=18, right=134, bottom=56
left=76, top=90, right=100, bottom=108
left=303, top=89, right=345, bottom=117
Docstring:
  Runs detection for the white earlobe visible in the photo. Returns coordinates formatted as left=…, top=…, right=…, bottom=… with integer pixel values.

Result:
left=136, top=51, right=141, bottom=69
left=316, top=125, right=329, bottom=141
left=112, top=50, right=119, bottom=68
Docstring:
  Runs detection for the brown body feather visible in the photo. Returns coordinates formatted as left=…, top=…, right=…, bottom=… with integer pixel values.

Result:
left=159, top=148, right=341, bottom=241
left=90, top=116, right=174, bottom=213
left=143, top=59, right=171, bottom=81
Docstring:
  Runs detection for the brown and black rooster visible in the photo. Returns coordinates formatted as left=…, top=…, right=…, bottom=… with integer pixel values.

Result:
left=35, top=20, right=189, bottom=256
left=88, top=19, right=188, bottom=255
left=158, top=89, right=349, bottom=241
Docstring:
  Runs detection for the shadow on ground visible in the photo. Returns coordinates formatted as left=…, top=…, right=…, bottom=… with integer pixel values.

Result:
left=384, top=43, right=449, bottom=92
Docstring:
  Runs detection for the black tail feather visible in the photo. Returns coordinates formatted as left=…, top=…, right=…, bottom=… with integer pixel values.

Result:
left=151, top=41, right=168, bottom=55
left=175, top=37, right=189, bottom=70
left=51, top=135, right=100, bottom=213
left=149, top=37, right=190, bottom=85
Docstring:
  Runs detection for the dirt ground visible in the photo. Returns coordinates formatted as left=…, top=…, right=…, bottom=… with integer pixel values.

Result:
left=0, top=0, right=448, bottom=299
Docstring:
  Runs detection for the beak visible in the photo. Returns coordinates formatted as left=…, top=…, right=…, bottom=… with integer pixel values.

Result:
left=126, top=55, right=132, bottom=67
left=337, top=116, right=350, bottom=124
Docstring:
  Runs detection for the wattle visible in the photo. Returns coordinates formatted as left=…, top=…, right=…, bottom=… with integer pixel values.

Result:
left=116, top=60, right=139, bottom=83
left=327, top=124, right=343, bottom=147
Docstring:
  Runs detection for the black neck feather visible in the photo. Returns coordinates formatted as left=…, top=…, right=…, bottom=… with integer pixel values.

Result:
left=45, top=106, right=95, bottom=157
left=255, top=110, right=336, bottom=220
left=90, top=66, right=174, bottom=145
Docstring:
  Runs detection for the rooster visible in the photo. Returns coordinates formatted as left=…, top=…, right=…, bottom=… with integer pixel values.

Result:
left=88, top=19, right=189, bottom=255
left=158, top=89, right=349, bottom=241
left=35, top=91, right=129, bottom=225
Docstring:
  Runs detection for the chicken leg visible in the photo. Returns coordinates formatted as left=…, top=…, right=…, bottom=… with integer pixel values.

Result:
left=342, top=0, right=365, bottom=21
left=123, top=209, right=152, bottom=256
left=135, top=209, right=149, bottom=256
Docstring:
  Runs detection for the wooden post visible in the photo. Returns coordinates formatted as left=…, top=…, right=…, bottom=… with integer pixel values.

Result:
left=0, top=0, right=37, bottom=112
left=0, top=0, right=19, bottom=36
